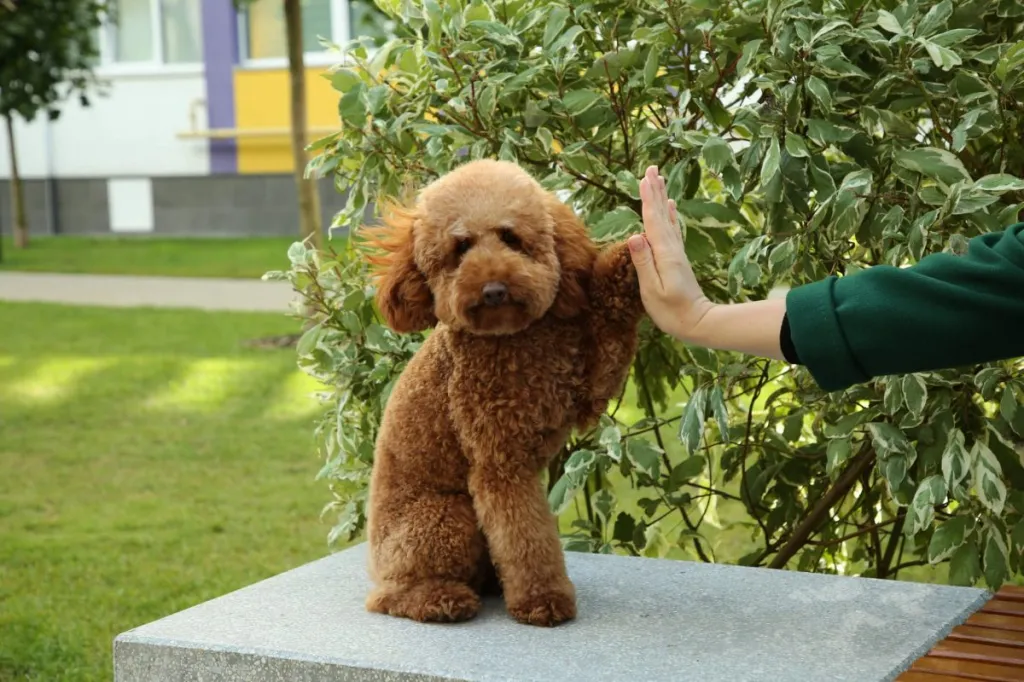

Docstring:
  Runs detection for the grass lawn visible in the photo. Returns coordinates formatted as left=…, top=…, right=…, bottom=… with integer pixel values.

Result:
left=0, top=302, right=332, bottom=681
left=0, top=236, right=348, bottom=279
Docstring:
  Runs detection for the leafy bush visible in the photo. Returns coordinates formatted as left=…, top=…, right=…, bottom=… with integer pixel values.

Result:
left=270, top=0, right=1024, bottom=587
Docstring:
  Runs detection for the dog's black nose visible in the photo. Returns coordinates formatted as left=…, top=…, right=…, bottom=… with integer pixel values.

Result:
left=482, top=282, right=508, bottom=306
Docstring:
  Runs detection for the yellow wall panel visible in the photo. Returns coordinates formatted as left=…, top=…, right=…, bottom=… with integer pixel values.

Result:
left=234, top=67, right=339, bottom=174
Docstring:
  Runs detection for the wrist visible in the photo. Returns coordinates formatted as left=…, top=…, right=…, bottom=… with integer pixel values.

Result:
left=676, top=298, right=718, bottom=345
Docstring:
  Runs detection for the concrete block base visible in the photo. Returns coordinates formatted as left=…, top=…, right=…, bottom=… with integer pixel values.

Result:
left=114, top=543, right=989, bottom=682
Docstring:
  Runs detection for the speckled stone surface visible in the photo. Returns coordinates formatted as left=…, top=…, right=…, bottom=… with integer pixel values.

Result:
left=114, top=543, right=989, bottom=682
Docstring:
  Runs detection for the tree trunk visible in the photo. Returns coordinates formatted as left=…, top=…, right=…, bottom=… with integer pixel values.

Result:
left=4, top=113, right=28, bottom=250
left=284, top=0, right=323, bottom=250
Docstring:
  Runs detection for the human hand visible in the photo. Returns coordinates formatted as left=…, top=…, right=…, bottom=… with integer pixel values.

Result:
left=627, top=165, right=715, bottom=342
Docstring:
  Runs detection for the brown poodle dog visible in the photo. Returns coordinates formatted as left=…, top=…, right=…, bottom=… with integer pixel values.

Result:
left=361, top=159, right=644, bottom=627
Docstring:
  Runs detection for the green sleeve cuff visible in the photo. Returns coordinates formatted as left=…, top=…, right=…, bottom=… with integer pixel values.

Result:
left=785, top=277, right=868, bottom=392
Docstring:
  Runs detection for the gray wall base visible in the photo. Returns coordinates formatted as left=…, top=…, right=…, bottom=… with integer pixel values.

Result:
left=0, top=176, right=349, bottom=238
left=113, top=543, right=989, bottom=682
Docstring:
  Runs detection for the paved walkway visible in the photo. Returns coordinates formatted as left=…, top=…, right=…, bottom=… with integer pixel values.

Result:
left=0, top=272, right=294, bottom=312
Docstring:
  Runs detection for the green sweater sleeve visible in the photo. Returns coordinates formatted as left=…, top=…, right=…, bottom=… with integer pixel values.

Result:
left=785, top=222, right=1024, bottom=392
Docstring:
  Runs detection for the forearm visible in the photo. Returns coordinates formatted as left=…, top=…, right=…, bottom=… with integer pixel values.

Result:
left=685, top=298, right=788, bottom=362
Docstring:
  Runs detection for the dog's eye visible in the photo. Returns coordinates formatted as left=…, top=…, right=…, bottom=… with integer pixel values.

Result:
left=454, top=238, right=471, bottom=257
left=499, top=228, right=522, bottom=251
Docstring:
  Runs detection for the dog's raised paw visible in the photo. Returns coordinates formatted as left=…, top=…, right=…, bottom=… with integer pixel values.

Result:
left=507, top=589, right=577, bottom=627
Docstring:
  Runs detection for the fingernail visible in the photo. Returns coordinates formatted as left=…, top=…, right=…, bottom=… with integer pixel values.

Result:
left=628, top=235, right=647, bottom=252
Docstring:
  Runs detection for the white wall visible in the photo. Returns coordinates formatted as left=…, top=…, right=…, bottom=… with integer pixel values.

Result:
left=0, top=68, right=210, bottom=179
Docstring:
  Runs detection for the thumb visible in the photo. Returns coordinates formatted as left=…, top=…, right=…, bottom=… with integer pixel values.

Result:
left=628, top=235, right=661, bottom=292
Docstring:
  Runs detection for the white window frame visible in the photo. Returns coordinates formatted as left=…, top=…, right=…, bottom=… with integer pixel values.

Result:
left=237, top=0, right=351, bottom=70
left=96, top=0, right=204, bottom=77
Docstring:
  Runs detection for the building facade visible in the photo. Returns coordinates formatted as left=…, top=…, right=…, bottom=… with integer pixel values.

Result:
left=0, top=0, right=390, bottom=238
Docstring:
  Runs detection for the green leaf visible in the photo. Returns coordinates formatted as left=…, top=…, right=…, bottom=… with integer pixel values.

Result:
left=1011, top=519, right=1024, bottom=558
left=824, top=409, right=877, bottom=438
left=975, top=174, right=1024, bottom=193
left=709, top=385, right=729, bottom=444
left=562, top=90, right=603, bottom=116
left=916, top=0, right=953, bottom=37
left=679, top=387, right=708, bottom=455
left=564, top=449, right=597, bottom=487
left=806, top=119, right=856, bottom=145
left=826, top=437, right=853, bottom=477
left=760, top=136, right=782, bottom=187
left=909, top=475, right=946, bottom=535
left=948, top=538, right=982, bottom=586
left=593, top=207, right=641, bottom=240
left=549, top=24, right=584, bottom=53
left=768, top=238, right=797, bottom=278
left=644, top=46, right=661, bottom=87
left=895, top=147, right=972, bottom=185
left=867, top=422, right=913, bottom=459
left=805, top=76, right=832, bottom=112
left=642, top=522, right=670, bottom=558
left=1001, top=387, right=1018, bottom=424
left=920, top=39, right=962, bottom=70
left=884, top=455, right=908, bottom=492
left=612, top=512, right=636, bottom=544
left=902, top=374, right=928, bottom=418
left=737, top=39, right=762, bottom=75
left=984, top=530, right=1010, bottom=589
left=287, top=241, right=311, bottom=265
left=929, top=516, right=970, bottom=562
left=702, top=137, right=734, bottom=173
left=876, top=10, right=904, bottom=34
left=785, top=133, right=810, bottom=158
left=670, top=456, right=707, bottom=486
left=931, top=28, right=980, bottom=46
left=464, top=20, right=522, bottom=46
left=942, top=429, right=971, bottom=491
left=883, top=378, right=904, bottom=415
left=542, top=6, right=569, bottom=48
left=591, top=488, right=615, bottom=527
left=329, top=68, right=362, bottom=93
left=463, top=0, right=492, bottom=23
left=339, top=83, right=368, bottom=128
left=974, top=440, right=1007, bottom=515
left=627, top=438, right=663, bottom=479
left=676, top=200, right=744, bottom=228
left=547, top=475, right=576, bottom=515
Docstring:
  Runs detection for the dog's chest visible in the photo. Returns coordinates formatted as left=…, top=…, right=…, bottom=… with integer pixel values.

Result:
left=446, top=324, right=585, bottom=432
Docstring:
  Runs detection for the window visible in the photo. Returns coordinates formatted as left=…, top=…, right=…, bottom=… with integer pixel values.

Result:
left=100, top=0, right=203, bottom=66
left=161, top=0, right=203, bottom=63
left=239, top=0, right=394, bottom=63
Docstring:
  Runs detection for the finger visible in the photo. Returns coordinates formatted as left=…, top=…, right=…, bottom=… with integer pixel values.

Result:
left=668, top=199, right=682, bottom=242
left=641, top=169, right=678, bottom=255
left=628, top=235, right=663, bottom=293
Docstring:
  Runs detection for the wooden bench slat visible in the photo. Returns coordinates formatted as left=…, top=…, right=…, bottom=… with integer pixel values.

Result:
left=930, top=641, right=1024, bottom=666
left=912, top=656, right=1024, bottom=681
left=969, top=614, right=1024, bottom=633
left=983, top=601, right=1024, bottom=617
left=996, top=587, right=1024, bottom=603
left=953, top=627, right=1024, bottom=645
left=898, top=671, right=1016, bottom=682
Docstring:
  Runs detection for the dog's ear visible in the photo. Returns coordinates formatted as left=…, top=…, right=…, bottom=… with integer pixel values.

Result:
left=361, top=202, right=437, bottom=333
left=547, top=197, right=597, bottom=319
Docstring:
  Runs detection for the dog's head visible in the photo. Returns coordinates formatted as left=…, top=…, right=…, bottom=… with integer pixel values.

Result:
left=363, top=160, right=596, bottom=336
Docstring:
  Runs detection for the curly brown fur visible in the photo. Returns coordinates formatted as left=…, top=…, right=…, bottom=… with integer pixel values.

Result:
left=361, top=160, right=644, bottom=627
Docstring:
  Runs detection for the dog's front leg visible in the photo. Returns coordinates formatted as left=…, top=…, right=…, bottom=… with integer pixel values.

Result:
left=468, top=461, right=576, bottom=626
left=578, top=241, right=645, bottom=427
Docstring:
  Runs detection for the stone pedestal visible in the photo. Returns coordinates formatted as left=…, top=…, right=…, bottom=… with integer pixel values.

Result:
left=114, top=543, right=989, bottom=682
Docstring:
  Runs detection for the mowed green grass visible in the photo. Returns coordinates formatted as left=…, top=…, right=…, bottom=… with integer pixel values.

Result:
left=0, top=302, right=333, bottom=681
left=0, top=236, right=309, bottom=279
